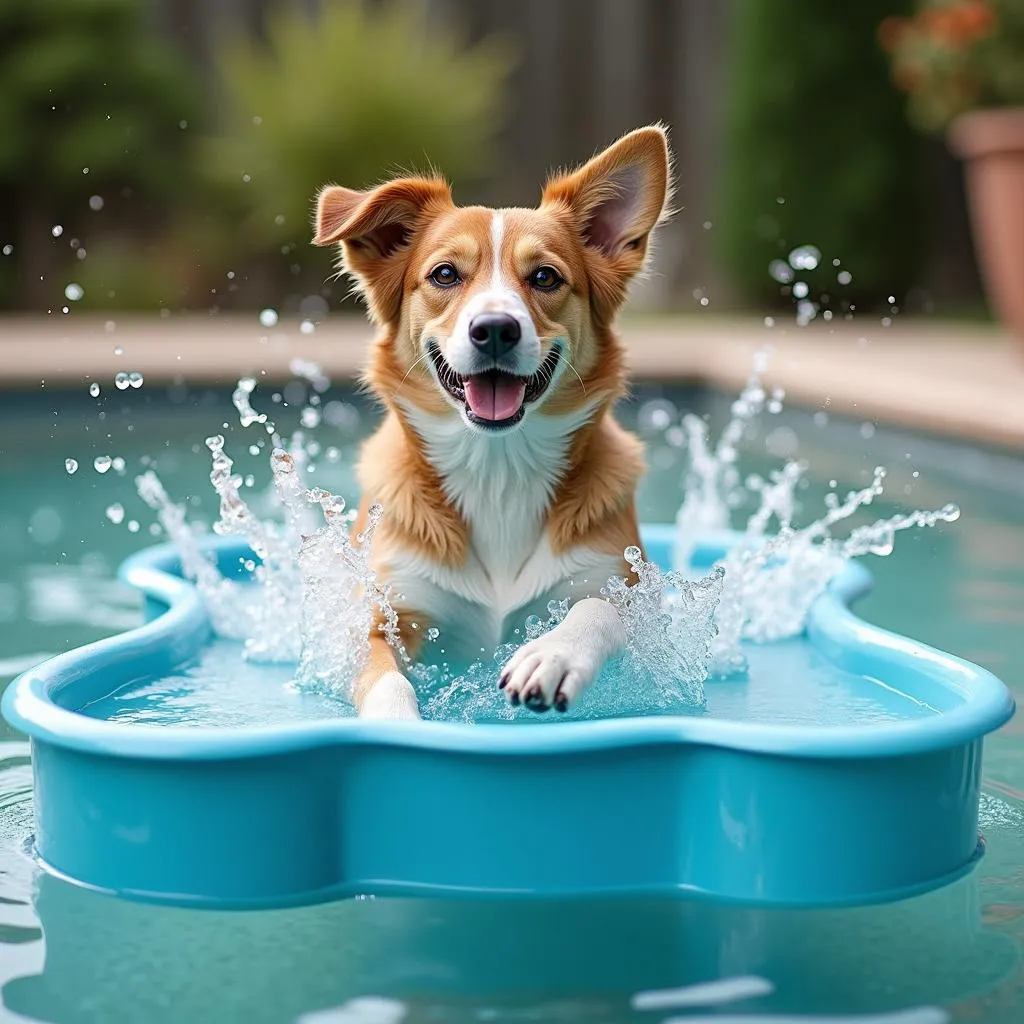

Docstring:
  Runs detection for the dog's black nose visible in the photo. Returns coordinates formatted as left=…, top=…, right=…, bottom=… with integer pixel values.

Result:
left=468, top=313, right=521, bottom=358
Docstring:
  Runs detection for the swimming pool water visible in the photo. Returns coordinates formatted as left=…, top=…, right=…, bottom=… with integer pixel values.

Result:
left=2, top=380, right=1024, bottom=1022
left=77, top=629, right=936, bottom=729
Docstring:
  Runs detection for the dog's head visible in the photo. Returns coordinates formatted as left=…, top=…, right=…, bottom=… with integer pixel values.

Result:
left=313, top=126, right=672, bottom=433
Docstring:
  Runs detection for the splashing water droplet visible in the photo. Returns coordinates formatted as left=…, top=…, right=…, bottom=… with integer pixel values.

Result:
left=837, top=270, right=852, bottom=286
left=93, top=456, right=112, bottom=474
left=63, top=283, right=84, bottom=302
left=114, top=372, right=130, bottom=390
left=51, top=225, right=63, bottom=238
left=768, top=259, right=794, bottom=284
left=792, top=282, right=809, bottom=299
left=128, top=371, right=144, bottom=389
left=113, top=345, right=124, bottom=355
left=65, top=458, right=78, bottom=475
left=300, top=407, right=321, bottom=429
left=788, top=245, right=821, bottom=271
left=300, top=319, right=316, bottom=335
left=427, top=627, right=440, bottom=641
left=89, top=382, right=100, bottom=397
left=105, top=503, right=125, bottom=525
left=259, top=308, right=278, bottom=328
left=2, top=244, right=12, bottom=256
left=89, top=195, right=104, bottom=211
left=112, top=456, right=126, bottom=474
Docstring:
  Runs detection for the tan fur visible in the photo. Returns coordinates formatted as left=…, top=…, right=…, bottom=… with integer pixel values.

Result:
left=313, top=126, right=673, bottom=716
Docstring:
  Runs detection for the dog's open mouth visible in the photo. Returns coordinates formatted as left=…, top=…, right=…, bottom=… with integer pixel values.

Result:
left=428, top=344, right=561, bottom=429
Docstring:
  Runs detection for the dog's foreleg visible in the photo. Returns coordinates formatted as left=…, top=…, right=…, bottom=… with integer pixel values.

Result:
left=355, top=630, right=421, bottom=721
left=499, top=597, right=627, bottom=713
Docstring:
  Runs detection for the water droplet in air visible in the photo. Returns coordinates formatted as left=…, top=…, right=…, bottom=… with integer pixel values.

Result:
left=93, top=456, right=112, bottom=474
left=64, top=283, right=84, bottom=301
left=259, top=308, right=278, bottom=328
left=837, top=270, right=853, bottom=285
left=128, top=520, right=140, bottom=533
left=300, top=319, right=316, bottom=335
left=89, top=382, right=100, bottom=397
left=205, top=434, right=225, bottom=452
left=65, top=458, right=78, bottom=474
left=2, top=244, right=12, bottom=256
left=128, top=371, right=143, bottom=389
left=113, top=344, right=124, bottom=355
left=768, top=259, right=794, bottom=284
left=112, top=457, right=126, bottom=474
left=300, top=407, right=321, bottom=429
left=860, top=422, right=876, bottom=439
left=105, top=503, right=125, bottom=525
left=51, top=225, right=63, bottom=237
left=179, top=120, right=188, bottom=129
left=792, top=281, right=809, bottom=299
left=764, top=316, right=775, bottom=328
left=89, top=195, right=104, bottom=211
left=114, top=372, right=130, bottom=390
left=427, top=627, right=440, bottom=641
left=788, top=245, right=821, bottom=271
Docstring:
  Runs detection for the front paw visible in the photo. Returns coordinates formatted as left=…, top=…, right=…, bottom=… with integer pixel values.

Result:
left=360, top=671, right=421, bottom=721
left=499, top=638, right=596, bottom=714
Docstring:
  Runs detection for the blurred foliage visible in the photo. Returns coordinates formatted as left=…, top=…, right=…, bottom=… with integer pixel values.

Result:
left=880, top=0, right=1024, bottom=132
left=716, top=0, right=929, bottom=311
left=0, top=0, right=199, bottom=306
left=0, top=0, right=512, bottom=312
left=194, top=0, right=514, bottom=299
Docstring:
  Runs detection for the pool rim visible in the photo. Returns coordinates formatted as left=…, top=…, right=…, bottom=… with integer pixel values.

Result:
left=2, top=523, right=1015, bottom=759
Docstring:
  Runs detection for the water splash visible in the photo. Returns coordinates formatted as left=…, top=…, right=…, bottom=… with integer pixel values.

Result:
left=673, top=348, right=771, bottom=566
left=672, top=351, right=962, bottom=679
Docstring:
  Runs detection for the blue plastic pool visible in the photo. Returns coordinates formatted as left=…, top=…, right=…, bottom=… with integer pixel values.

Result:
left=3, top=382, right=1024, bottom=1022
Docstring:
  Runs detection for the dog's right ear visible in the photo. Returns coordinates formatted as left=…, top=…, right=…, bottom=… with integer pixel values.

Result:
left=313, top=176, right=453, bottom=325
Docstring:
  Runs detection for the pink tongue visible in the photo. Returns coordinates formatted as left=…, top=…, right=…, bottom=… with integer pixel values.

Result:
left=464, top=374, right=526, bottom=421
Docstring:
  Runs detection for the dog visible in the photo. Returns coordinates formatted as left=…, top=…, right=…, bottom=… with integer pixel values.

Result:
left=312, top=125, right=673, bottom=720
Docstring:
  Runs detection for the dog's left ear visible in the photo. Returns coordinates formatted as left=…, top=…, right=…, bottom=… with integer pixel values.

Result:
left=313, top=176, right=453, bottom=325
left=542, top=125, right=673, bottom=318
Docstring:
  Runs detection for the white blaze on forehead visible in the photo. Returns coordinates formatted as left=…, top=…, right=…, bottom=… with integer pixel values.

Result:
left=490, top=211, right=506, bottom=289
left=444, top=209, right=541, bottom=377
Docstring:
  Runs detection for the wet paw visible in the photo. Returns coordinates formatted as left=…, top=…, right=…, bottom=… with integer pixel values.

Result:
left=499, top=639, right=594, bottom=713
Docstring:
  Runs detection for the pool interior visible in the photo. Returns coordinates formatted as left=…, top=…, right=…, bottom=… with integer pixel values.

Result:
left=71, top=606, right=941, bottom=730
left=2, top=379, right=1024, bottom=1022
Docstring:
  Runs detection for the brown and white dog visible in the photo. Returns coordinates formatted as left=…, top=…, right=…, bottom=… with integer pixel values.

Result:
left=312, top=126, right=673, bottom=720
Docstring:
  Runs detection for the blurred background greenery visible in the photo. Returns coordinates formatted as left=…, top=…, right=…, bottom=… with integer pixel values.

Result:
left=0, top=0, right=993, bottom=319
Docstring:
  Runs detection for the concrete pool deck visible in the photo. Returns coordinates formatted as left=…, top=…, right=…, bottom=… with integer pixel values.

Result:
left=1, top=313, right=1021, bottom=450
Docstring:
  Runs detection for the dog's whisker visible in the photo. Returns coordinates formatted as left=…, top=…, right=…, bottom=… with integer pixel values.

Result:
left=398, top=351, right=431, bottom=390
left=564, top=357, right=587, bottom=395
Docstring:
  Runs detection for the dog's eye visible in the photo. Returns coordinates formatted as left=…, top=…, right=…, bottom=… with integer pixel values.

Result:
left=529, top=266, right=563, bottom=291
left=428, top=263, right=461, bottom=288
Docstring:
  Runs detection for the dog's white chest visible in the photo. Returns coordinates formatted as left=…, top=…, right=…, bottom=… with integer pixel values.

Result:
left=389, top=403, right=618, bottom=660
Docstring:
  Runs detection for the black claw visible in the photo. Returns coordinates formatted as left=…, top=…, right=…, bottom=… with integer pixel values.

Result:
left=498, top=675, right=508, bottom=690
left=554, top=693, right=568, bottom=713
left=524, top=688, right=548, bottom=712
left=509, top=690, right=520, bottom=706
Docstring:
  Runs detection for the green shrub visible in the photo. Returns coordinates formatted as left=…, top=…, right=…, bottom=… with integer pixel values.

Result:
left=198, top=0, right=514, bottom=297
left=0, top=0, right=200, bottom=307
left=716, top=0, right=929, bottom=311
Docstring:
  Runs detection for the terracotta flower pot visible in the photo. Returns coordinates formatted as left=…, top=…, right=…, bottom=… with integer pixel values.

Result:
left=949, top=108, right=1024, bottom=350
